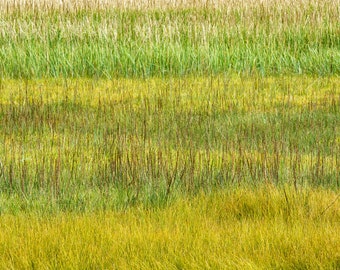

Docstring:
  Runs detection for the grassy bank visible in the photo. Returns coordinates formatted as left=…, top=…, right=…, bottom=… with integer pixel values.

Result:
left=0, top=76, right=338, bottom=213
left=1, top=0, right=339, bottom=78
left=0, top=188, right=339, bottom=269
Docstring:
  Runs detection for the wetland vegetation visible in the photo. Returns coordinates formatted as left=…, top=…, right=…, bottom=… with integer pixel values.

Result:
left=0, top=0, right=339, bottom=268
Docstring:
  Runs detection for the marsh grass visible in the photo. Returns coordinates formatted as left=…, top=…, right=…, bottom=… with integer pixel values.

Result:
left=1, top=0, right=339, bottom=78
left=0, top=187, right=339, bottom=269
left=0, top=76, right=338, bottom=213
left=1, top=1, right=339, bottom=268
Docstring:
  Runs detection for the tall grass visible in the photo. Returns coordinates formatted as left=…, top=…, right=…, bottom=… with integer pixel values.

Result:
left=1, top=2, right=339, bottom=267
left=0, top=76, right=338, bottom=213
left=1, top=0, right=339, bottom=78
left=2, top=0, right=338, bottom=11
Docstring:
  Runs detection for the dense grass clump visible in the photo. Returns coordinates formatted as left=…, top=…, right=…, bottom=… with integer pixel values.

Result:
left=0, top=188, right=339, bottom=269
left=1, top=0, right=339, bottom=78
left=0, top=76, right=338, bottom=212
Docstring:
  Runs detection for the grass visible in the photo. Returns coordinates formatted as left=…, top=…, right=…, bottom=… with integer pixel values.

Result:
left=0, top=187, right=339, bottom=269
left=0, top=1, right=339, bottom=268
left=1, top=0, right=339, bottom=78
left=0, top=76, right=338, bottom=213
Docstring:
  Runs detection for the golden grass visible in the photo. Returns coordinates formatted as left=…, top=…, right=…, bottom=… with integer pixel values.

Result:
left=1, top=75, right=338, bottom=111
left=0, top=187, right=339, bottom=269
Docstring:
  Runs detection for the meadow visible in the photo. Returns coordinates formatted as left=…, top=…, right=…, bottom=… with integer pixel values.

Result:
left=0, top=76, right=339, bottom=213
left=1, top=0, right=339, bottom=78
left=0, top=0, right=339, bottom=269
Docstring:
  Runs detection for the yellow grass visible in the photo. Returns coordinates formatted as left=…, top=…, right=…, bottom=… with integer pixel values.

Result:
left=0, top=76, right=338, bottom=268
left=1, top=75, right=338, bottom=111
left=0, top=187, right=339, bottom=269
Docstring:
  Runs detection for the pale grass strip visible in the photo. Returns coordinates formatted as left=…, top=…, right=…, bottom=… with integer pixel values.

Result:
left=1, top=0, right=339, bottom=12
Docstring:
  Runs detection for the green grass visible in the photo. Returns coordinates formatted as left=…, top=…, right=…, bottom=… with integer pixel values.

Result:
left=0, top=76, right=338, bottom=213
left=1, top=0, right=339, bottom=78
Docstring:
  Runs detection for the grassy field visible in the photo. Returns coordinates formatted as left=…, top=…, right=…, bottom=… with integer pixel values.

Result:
left=0, top=76, right=339, bottom=213
left=1, top=0, right=339, bottom=77
left=0, top=0, right=340, bottom=269
left=0, top=76, right=339, bottom=268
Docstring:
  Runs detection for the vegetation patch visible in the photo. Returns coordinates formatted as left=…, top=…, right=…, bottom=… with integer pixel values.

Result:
left=0, top=76, right=338, bottom=213
left=0, top=1, right=339, bottom=268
